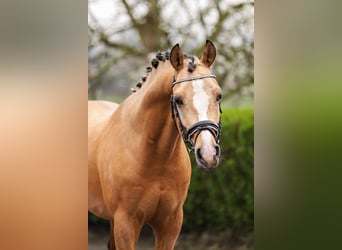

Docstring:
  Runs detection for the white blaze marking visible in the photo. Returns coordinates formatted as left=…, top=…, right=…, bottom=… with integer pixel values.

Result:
left=192, top=79, right=209, bottom=121
left=192, top=80, right=213, bottom=147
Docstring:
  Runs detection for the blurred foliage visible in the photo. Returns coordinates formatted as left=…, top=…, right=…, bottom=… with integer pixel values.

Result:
left=183, top=108, right=254, bottom=234
left=88, top=0, right=254, bottom=104
left=89, top=108, right=254, bottom=234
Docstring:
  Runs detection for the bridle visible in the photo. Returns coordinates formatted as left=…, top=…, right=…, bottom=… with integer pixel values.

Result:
left=170, top=74, right=222, bottom=153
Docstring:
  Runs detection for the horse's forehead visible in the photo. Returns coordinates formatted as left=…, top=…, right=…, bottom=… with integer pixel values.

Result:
left=177, top=79, right=218, bottom=124
left=174, top=59, right=219, bottom=95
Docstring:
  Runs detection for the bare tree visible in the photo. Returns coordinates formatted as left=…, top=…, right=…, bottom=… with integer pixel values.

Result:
left=88, top=0, right=254, bottom=102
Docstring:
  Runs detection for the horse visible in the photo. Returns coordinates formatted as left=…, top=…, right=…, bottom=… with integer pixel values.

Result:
left=88, top=40, right=222, bottom=250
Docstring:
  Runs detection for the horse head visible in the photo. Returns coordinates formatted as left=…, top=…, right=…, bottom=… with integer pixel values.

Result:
left=170, top=40, right=222, bottom=169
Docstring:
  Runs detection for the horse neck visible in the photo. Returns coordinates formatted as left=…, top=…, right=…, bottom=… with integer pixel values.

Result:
left=127, top=61, right=183, bottom=159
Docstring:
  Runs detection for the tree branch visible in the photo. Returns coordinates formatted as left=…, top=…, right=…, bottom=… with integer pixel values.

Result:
left=121, top=0, right=140, bottom=28
left=99, top=33, right=145, bottom=56
left=211, top=2, right=248, bottom=41
left=88, top=56, right=119, bottom=81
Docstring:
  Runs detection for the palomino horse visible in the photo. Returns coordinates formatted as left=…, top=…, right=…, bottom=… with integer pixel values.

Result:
left=88, top=40, right=222, bottom=250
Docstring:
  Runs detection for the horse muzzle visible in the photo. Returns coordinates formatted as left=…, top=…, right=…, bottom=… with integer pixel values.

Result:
left=195, top=143, right=220, bottom=169
left=193, top=130, right=221, bottom=169
left=181, top=120, right=221, bottom=168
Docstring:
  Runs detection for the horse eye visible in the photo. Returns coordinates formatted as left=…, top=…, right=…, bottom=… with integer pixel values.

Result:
left=216, top=93, right=222, bottom=102
left=174, top=96, right=184, bottom=105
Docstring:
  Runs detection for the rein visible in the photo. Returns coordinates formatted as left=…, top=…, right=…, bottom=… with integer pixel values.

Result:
left=170, top=74, right=222, bottom=153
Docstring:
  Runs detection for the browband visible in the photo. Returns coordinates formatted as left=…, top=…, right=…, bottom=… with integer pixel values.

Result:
left=172, top=74, right=216, bottom=88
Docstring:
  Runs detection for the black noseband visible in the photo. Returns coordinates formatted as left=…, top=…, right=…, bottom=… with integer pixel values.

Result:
left=170, top=75, right=222, bottom=152
left=186, top=120, right=221, bottom=145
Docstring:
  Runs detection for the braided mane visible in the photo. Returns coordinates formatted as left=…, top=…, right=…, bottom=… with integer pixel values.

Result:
left=131, top=51, right=198, bottom=93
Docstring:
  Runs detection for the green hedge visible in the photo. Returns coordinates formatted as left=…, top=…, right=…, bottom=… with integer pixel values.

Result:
left=89, top=108, right=254, bottom=234
left=183, top=108, right=254, bottom=234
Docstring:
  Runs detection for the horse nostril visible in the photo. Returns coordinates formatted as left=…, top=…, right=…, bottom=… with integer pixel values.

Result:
left=196, top=148, right=203, bottom=160
left=215, top=145, right=221, bottom=157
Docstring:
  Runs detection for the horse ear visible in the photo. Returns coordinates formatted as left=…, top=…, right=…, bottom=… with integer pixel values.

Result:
left=201, top=40, right=216, bottom=67
left=170, top=44, right=184, bottom=71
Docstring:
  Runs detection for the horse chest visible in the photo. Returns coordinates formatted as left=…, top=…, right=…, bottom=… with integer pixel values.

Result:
left=137, top=183, right=186, bottom=221
left=156, top=188, right=179, bottom=213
